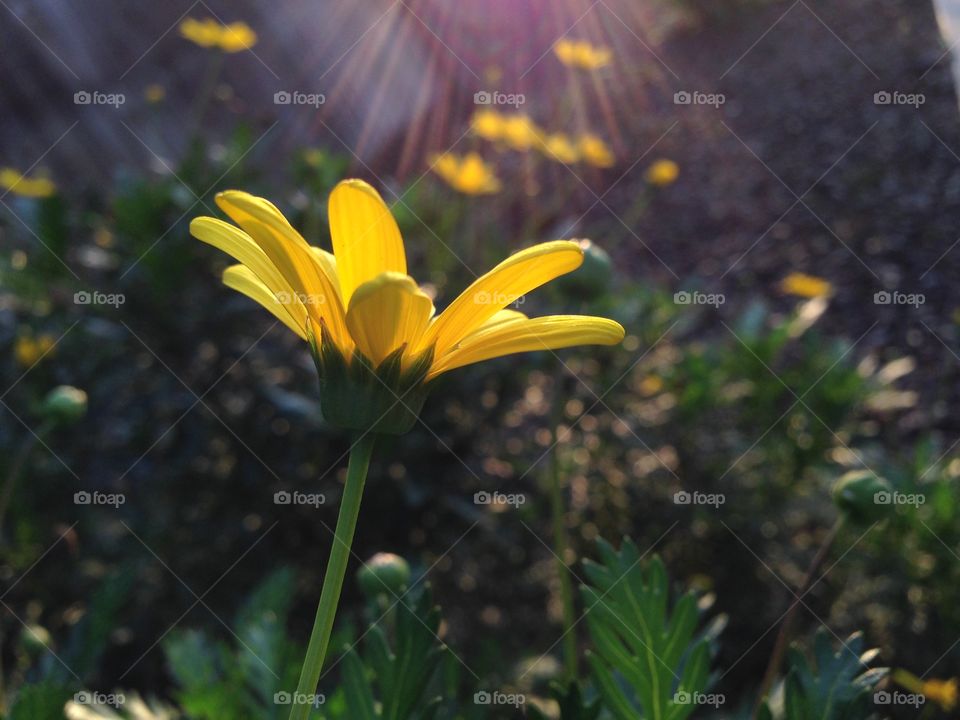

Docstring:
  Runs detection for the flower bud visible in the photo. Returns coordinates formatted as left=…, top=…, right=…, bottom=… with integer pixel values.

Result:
left=41, top=386, right=88, bottom=425
left=832, top=470, right=892, bottom=525
left=357, top=552, right=411, bottom=598
left=558, top=239, right=613, bottom=302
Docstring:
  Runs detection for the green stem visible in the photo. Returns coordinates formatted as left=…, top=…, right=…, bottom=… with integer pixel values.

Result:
left=0, top=420, right=54, bottom=540
left=289, top=433, right=375, bottom=720
left=549, top=384, right=578, bottom=681
left=752, top=516, right=844, bottom=719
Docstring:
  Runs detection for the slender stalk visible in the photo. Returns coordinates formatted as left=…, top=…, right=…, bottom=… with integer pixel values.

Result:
left=549, top=382, right=578, bottom=681
left=752, top=517, right=844, bottom=718
left=289, top=433, right=375, bottom=720
left=0, top=420, right=54, bottom=539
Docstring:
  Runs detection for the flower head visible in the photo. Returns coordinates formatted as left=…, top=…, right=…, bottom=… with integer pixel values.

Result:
left=471, top=108, right=505, bottom=142
left=501, top=114, right=541, bottom=151
left=14, top=332, right=55, bottom=367
left=540, top=133, right=581, bottom=165
left=430, top=152, right=501, bottom=195
left=0, top=168, right=56, bottom=198
left=892, top=670, right=958, bottom=712
left=554, top=38, right=612, bottom=70
left=645, top=159, right=679, bottom=187
left=179, top=18, right=257, bottom=52
left=577, top=134, right=615, bottom=168
left=191, top=180, right=624, bottom=433
left=780, top=272, right=833, bottom=299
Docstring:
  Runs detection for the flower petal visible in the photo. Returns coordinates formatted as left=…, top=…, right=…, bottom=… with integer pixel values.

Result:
left=419, top=241, right=584, bottom=357
left=346, top=272, right=434, bottom=367
left=222, top=265, right=309, bottom=340
left=429, top=315, right=624, bottom=378
left=328, top=179, right=406, bottom=303
left=214, top=191, right=350, bottom=350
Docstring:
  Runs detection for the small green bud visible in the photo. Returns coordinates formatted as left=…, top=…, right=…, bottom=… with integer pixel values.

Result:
left=19, top=624, right=52, bottom=657
left=41, top=386, right=88, bottom=425
left=832, top=470, right=892, bottom=525
left=357, top=552, right=411, bottom=598
left=558, top=239, right=613, bottom=301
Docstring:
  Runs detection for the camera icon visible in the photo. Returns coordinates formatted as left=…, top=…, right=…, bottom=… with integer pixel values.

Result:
left=673, top=490, right=691, bottom=505
left=874, top=490, right=891, bottom=505
left=873, top=91, right=892, bottom=105
left=673, top=691, right=692, bottom=704
left=673, top=291, right=691, bottom=305
left=274, top=691, right=292, bottom=704
left=274, top=91, right=292, bottom=105
left=474, top=91, right=492, bottom=105
left=74, top=291, right=91, bottom=305
left=74, top=491, right=92, bottom=505
left=674, top=91, right=692, bottom=105
left=873, top=290, right=891, bottom=304
left=473, top=691, right=492, bottom=704
left=74, top=691, right=92, bottom=704
left=274, top=490, right=292, bottom=505
left=74, top=90, right=91, bottom=105
left=474, top=491, right=491, bottom=505
left=873, top=690, right=891, bottom=704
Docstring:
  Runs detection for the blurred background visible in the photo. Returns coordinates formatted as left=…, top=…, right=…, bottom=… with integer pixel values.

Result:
left=2, top=0, right=960, bottom=716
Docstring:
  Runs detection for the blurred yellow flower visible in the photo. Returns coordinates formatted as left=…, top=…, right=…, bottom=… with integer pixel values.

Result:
left=0, top=168, right=56, bottom=198
left=645, top=159, right=679, bottom=186
left=554, top=38, right=612, bottom=70
left=540, top=133, right=580, bottom=164
left=430, top=152, right=501, bottom=195
left=780, top=272, right=833, bottom=299
left=179, top=18, right=257, bottom=52
left=14, top=333, right=56, bottom=367
left=471, top=108, right=505, bottom=142
left=893, top=670, right=958, bottom=712
left=501, top=114, right=540, bottom=151
left=144, top=84, right=166, bottom=103
left=578, top=134, right=615, bottom=168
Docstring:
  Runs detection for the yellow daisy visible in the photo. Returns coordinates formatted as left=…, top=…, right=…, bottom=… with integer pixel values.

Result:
left=471, top=108, right=505, bottom=142
left=554, top=38, right=612, bottom=70
left=780, top=272, right=833, bottom=299
left=190, top=180, right=624, bottom=433
left=430, top=152, right=501, bottom=195
left=645, top=159, right=679, bottom=186
left=0, top=168, right=56, bottom=198
left=578, top=134, right=615, bottom=168
left=179, top=18, right=257, bottom=53
left=540, top=133, right=581, bottom=164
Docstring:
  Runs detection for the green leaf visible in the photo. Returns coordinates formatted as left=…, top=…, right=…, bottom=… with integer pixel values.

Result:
left=580, top=539, right=718, bottom=720
left=780, top=629, right=888, bottom=720
left=7, top=681, right=74, bottom=720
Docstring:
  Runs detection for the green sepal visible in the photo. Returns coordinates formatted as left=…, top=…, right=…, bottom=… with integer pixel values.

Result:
left=309, top=324, right=434, bottom=435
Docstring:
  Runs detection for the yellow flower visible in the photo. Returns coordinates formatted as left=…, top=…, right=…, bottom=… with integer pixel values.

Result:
left=179, top=18, right=256, bottom=53
left=892, top=670, right=958, bottom=712
left=430, top=152, right=501, bottom=195
left=14, top=333, right=56, bottom=367
left=471, top=108, right=505, bottom=142
left=645, top=159, right=679, bottom=186
left=554, top=38, right=612, bottom=70
left=780, top=272, right=833, bottom=299
left=501, top=114, right=540, bottom=151
left=0, top=168, right=56, bottom=198
left=190, top=180, right=624, bottom=433
left=578, top=134, right=615, bottom=168
left=144, top=84, right=166, bottom=103
left=540, top=133, right=580, bottom=164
